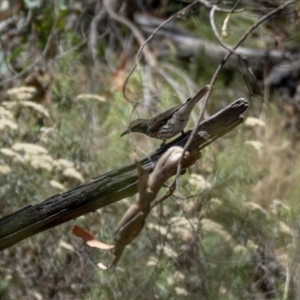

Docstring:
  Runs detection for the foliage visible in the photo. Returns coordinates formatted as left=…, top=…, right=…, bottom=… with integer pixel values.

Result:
left=0, top=0, right=299, bottom=299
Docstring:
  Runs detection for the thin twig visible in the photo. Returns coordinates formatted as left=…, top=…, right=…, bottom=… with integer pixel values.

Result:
left=133, top=223, right=171, bottom=300
left=221, top=0, right=241, bottom=37
left=0, top=15, right=58, bottom=85
left=103, top=0, right=156, bottom=68
left=210, top=3, right=259, bottom=100
left=210, top=5, right=243, bottom=59
left=283, top=264, right=291, bottom=300
left=89, top=1, right=106, bottom=61
left=170, top=0, right=296, bottom=195
left=150, top=184, right=176, bottom=210
left=198, top=0, right=245, bottom=13
left=122, top=0, right=200, bottom=103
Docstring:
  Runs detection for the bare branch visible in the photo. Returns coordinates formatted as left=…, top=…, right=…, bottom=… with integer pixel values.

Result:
left=103, top=0, right=156, bottom=68
left=89, top=1, right=106, bottom=61
left=122, top=0, right=199, bottom=103
left=221, top=0, right=241, bottom=37
left=171, top=0, right=295, bottom=193
left=0, top=98, right=248, bottom=251
left=99, top=146, right=201, bottom=269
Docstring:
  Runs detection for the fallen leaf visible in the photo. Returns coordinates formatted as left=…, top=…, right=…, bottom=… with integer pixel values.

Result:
left=71, top=225, right=114, bottom=250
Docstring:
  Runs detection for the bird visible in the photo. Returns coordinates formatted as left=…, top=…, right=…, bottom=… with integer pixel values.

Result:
left=120, top=85, right=210, bottom=146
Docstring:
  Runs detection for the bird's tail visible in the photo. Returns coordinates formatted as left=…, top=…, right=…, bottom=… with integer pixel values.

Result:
left=178, top=85, right=210, bottom=118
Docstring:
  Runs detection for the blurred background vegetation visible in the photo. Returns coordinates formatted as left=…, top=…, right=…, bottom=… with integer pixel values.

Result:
left=0, top=0, right=300, bottom=299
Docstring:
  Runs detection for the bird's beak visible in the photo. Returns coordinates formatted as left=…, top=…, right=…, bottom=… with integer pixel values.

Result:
left=120, top=129, right=130, bottom=137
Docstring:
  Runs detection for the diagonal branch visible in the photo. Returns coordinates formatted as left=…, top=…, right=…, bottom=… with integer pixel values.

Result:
left=0, top=98, right=248, bottom=251
left=171, top=0, right=295, bottom=196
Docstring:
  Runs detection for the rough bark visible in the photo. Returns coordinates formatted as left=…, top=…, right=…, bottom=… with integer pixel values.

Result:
left=0, top=98, right=248, bottom=251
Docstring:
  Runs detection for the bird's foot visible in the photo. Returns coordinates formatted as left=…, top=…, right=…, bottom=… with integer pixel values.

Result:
left=180, top=169, right=187, bottom=175
left=160, top=140, right=167, bottom=149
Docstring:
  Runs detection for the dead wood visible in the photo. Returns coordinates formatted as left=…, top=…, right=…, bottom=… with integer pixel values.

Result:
left=99, top=146, right=202, bottom=269
left=135, top=14, right=292, bottom=71
left=0, top=98, right=248, bottom=251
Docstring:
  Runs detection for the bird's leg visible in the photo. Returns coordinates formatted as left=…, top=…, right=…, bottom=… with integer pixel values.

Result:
left=181, top=130, right=185, bottom=136
left=160, top=139, right=166, bottom=148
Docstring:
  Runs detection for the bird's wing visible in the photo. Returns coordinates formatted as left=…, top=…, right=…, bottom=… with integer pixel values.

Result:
left=148, top=85, right=210, bottom=134
left=148, top=100, right=189, bottom=134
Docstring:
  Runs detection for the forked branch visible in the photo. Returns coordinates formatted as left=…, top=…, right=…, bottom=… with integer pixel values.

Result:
left=0, top=98, right=248, bottom=251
